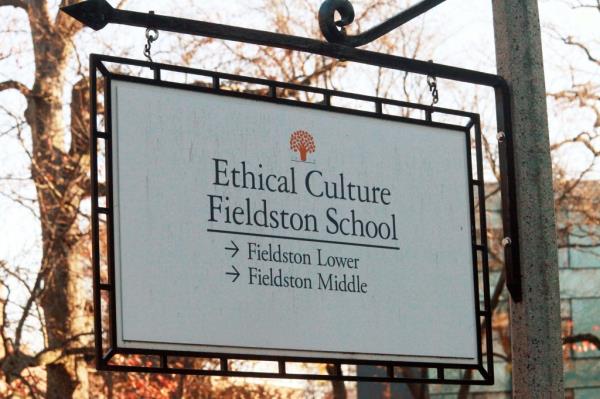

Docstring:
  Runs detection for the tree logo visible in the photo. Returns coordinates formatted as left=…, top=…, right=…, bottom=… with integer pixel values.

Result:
left=290, top=130, right=316, bottom=162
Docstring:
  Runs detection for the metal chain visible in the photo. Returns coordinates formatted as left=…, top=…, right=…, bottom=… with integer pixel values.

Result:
left=427, top=74, right=439, bottom=107
left=143, top=27, right=159, bottom=63
left=143, top=11, right=159, bottom=63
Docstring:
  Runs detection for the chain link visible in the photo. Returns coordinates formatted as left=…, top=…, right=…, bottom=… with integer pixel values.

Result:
left=143, top=11, right=159, bottom=63
left=143, top=27, right=159, bottom=63
left=427, top=74, right=439, bottom=107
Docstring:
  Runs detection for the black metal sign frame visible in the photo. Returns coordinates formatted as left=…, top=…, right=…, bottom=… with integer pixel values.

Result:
left=90, top=54, right=494, bottom=385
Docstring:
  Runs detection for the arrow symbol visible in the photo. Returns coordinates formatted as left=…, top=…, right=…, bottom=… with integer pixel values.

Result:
left=225, top=240, right=239, bottom=257
left=226, top=265, right=240, bottom=283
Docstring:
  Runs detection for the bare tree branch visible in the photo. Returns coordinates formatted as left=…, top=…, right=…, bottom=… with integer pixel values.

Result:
left=550, top=131, right=600, bottom=157
left=1, top=337, right=93, bottom=382
left=28, top=0, right=52, bottom=29
left=0, top=0, right=27, bottom=9
left=13, top=268, right=45, bottom=351
left=0, top=80, right=31, bottom=97
left=0, top=273, right=10, bottom=360
left=574, top=0, right=599, bottom=7
left=561, top=36, right=599, bottom=64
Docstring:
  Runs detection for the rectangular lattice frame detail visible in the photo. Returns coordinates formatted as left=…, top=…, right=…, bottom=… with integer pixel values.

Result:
left=90, top=54, right=494, bottom=385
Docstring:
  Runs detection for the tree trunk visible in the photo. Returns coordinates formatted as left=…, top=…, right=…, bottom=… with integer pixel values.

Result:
left=326, top=364, right=347, bottom=399
left=25, top=21, right=92, bottom=395
left=0, top=276, right=6, bottom=362
left=299, top=148, right=308, bottom=161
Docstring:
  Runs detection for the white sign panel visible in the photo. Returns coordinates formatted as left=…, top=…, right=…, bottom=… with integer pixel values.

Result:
left=110, top=79, right=478, bottom=365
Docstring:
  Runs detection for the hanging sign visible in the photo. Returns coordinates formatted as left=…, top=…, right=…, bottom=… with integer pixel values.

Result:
left=91, top=56, right=492, bottom=383
left=109, top=81, right=479, bottom=363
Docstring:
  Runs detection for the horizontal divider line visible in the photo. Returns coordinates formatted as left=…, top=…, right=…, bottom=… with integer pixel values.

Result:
left=207, top=229, right=399, bottom=250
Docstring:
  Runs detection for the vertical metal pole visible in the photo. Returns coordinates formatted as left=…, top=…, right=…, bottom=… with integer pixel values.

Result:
left=492, top=1, right=564, bottom=397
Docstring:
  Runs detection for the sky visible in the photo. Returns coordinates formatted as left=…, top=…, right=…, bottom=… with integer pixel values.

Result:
left=0, top=0, right=598, bottom=374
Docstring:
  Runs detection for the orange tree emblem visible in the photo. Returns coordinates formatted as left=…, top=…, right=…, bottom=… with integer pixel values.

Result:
left=290, top=130, right=316, bottom=161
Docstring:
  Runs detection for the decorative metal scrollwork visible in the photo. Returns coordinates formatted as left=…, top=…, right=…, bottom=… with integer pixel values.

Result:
left=318, top=0, right=355, bottom=44
left=318, top=0, right=447, bottom=47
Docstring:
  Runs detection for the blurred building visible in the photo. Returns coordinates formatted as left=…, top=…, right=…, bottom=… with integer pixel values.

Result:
left=430, top=181, right=600, bottom=398
left=358, top=181, right=600, bottom=398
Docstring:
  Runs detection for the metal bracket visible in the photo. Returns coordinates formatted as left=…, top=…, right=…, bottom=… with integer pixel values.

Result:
left=318, top=0, right=447, bottom=47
